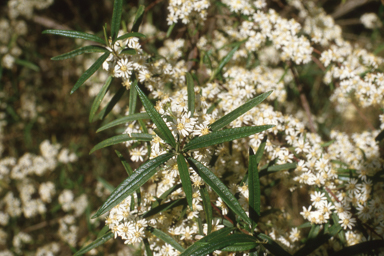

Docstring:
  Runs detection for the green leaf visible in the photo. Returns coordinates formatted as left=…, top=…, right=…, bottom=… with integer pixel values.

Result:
left=92, top=87, right=126, bottom=121
left=181, top=228, right=234, bottom=255
left=42, top=30, right=105, bottom=44
left=210, top=40, right=245, bottom=80
left=210, top=91, right=273, bottom=132
left=200, top=187, right=212, bottom=234
left=51, top=45, right=108, bottom=60
left=136, top=84, right=176, bottom=148
left=111, top=0, right=123, bottom=41
left=147, top=227, right=185, bottom=252
left=254, top=136, right=267, bottom=164
left=186, top=72, right=195, bottom=116
left=177, top=154, right=193, bottom=210
left=96, top=176, right=115, bottom=192
left=120, top=48, right=137, bottom=55
left=203, top=52, right=213, bottom=70
left=293, top=224, right=342, bottom=256
left=93, top=152, right=174, bottom=218
left=70, top=52, right=109, bottom=94
left=73, top=232, right=113, bottom=256
left=117, top=32, right=146, bottom=41
left=142, top=198, right=186, bottom=218
left=184, top=125, right=274, bottom=151
left=248, top=148, right=261, bottom=228
left=187, top=158, right=252, bottom=225
left=96, top=113, right=149, bottom=132
left=167, top=23, right=175, bottom=38
left=89, top=76, right=113, bottom=123
left=207, top=99, right=222, bottom=114
left=143, top=238, right=153, bottom=256
left=129, top=80, right=138, bottom=115
left=375, top=129, right=384, bottom=141
left=259, top=162, right=297, bottom=177
left=256, top=233, right=291, bottom=256
left=115, top=150, right=141, bottom=208
left=159, top=184, right=182, bottom=201
left=131, top=5, right=145, bottom=32
left=329, top=240, right=384, bottom=256
left=186, top=234, right=257, bottom=256
left=221, top=241, right=257, bottom=251
left=90, top=133, right=153, bottom=154
left=14, top=59, right=40, bottom=71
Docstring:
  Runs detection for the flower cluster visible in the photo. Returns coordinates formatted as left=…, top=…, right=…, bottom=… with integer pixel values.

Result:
left=95, top=0, right=384, bottom=254
left=0, top=140, right=85, bottom=254
left=167, top=0, right=210, bottom=25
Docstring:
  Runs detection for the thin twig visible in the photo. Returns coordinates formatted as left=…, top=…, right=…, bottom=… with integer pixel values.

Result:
left=312, top=56, right=326, bottom=72
left=289, top=63, right=317, bottom=133
left=350, top=101, right=375, bottom=131
left=23, top=218, right=59, bottom=233
left=145, top=0, right=163, bottom=12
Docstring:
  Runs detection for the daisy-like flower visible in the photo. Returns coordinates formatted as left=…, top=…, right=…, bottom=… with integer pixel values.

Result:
left=193, top=123, right=210, bottom=136
left=130, top=147, right=147, bottom=162
left=173, top=117, right=194, bottom=137
left=300, top=205, right=312, bottom=220
left=115, top=58, right=133, bottom=79
left=289, top=227, right=300, bottom=242
left=310, top=191, right=327, bottom=208
left=339, top=212, right=356, bottom=230
left=138, top=69, right=152, bottom=83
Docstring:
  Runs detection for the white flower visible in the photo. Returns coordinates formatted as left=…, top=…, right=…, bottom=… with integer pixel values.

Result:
left=130, top=147, right=147, bottom=162
left=114, top=58, right=133, bottom=78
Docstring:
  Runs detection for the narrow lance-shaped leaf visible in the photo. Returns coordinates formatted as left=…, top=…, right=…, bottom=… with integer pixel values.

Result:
left=147, top=227, right=185, bottom=252
left=120, top=48, right=137, bottom=55
left=90, top=133, right=153, bottom=154
left=129, top=80, right=138, bottom=115
left=96, top=177, right=114, bottom=192
left=293, top=224, right=342, bottom=256
left=42, top=30, right=105, bottom=44
left=186, top=72, right=195, bottom=117
left=117, top=32, right=146, bottom=41
left=167, top=23, right=175, bottom=38
left=143, top=238, right=153, bottom=256
left=210, top=40, right=245, bottom=80
left=93, top=152, right=174, bottom=218
left=70, top=52, right=109, bottom=94
left=185, top=234, right=257, bottom=256
left=115, top=150, right=141, bottom=208
left=184, top=125, right=274, bottom=151
left=181, top=227, right=235, bottom=256
left=142, top=199, right=186, bottom=218
left=14, top=59, right=39, bottom=71
left=131, top=5, right=145, bottom=32
left=73, top=232, right=113, bottom=256
left=89, top=76, right=113, bottom=123
left=207, top=99, right=222, bottom=114
left=259, top=162, right=297, bottom=177
left=221, top=241, right=257, bottom=252
left=248, top=148, right=259, bottom=229
left=51, top=45, right=108, bottom=60
left=187, top=158, right=252, bottom=225
left=200, top=187, right=212, bottom=234
left=101, top=86, right=126, bottom=119
left=96, top=112, right=149, bottom=133
left=136, top=84, right=176, bottom=147
left=177, top=154, right=193, bottom=210
left=210, top=90, right=273, bottom=132
left=256, top=233, right=292, bottom=256
left=111, top=0, right=123, bottom=41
